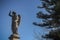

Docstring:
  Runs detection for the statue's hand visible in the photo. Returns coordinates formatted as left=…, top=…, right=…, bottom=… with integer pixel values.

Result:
left=9, top=11, right=12, bottom=17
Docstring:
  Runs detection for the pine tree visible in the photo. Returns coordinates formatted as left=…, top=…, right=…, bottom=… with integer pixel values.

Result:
left=33, top=0, right=60, bottom=40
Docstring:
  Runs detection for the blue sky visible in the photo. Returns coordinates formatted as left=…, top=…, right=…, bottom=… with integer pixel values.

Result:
left=0, top=0, right=49, bottom=40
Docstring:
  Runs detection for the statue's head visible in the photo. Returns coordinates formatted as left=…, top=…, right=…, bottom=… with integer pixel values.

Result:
left=12, top=11, right=16, bottom=16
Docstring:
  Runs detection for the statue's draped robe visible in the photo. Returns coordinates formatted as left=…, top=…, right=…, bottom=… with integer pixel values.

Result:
left=12, top=15, right=20, bottom=34
left=12, top=15, right=17, bottom=34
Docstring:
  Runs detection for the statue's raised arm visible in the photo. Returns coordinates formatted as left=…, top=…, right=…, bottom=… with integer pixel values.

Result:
left=9, top=11, right=12, bottom=17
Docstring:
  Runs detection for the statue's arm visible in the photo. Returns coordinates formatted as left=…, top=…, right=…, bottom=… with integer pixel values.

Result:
left=9, top=11, right=12, bottom=17
left=18, top=15, right=21, bottom=26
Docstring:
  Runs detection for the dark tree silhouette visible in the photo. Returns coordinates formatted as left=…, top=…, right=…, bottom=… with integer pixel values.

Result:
left=33, top=0, right=60, bottom=40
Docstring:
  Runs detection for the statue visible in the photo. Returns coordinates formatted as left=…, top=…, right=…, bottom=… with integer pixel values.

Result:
left=9, top=11, right=21, bottom=34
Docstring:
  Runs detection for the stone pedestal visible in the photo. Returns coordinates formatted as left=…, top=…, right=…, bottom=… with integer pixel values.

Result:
left=9, top=34, right=20, bottom=40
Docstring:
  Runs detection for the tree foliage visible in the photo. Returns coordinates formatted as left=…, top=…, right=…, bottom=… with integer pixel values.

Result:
left=33, top=0, right=60, bottom=40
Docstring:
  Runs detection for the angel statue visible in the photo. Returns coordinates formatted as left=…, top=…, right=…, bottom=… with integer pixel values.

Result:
left=9, top=11, right=21, bottom=34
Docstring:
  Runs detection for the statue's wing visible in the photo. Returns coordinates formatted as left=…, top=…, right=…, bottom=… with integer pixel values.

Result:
left=18, top=15, right=21, bottom=26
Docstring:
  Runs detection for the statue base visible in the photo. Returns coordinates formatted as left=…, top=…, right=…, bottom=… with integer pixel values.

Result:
left=9, top=34, right=20, bottom=40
